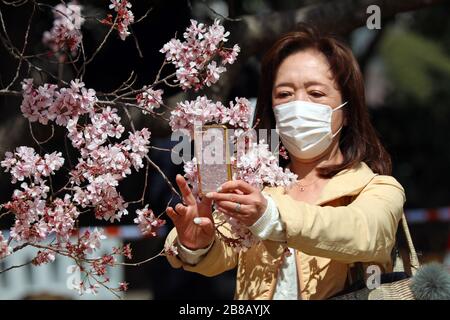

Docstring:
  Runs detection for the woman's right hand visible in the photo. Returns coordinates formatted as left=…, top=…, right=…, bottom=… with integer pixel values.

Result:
left=166, top=174, right=215, bottom=250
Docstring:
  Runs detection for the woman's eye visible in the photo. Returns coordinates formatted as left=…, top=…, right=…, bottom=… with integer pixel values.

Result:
left=276, top=92, right=291, bottom=99
left=309, top=91, right=325, bottom=98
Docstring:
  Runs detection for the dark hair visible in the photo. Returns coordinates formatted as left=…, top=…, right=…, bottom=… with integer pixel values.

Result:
left=254, top=23, right=392, bottom=177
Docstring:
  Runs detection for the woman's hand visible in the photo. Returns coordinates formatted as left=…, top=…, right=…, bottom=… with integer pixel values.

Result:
left=205, top=180, right=267, bottom=227
left=166, top=174, right=214, bottom=250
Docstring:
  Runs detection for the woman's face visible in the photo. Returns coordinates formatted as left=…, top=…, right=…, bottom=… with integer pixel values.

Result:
left=272, top=48, right=346, bottom=133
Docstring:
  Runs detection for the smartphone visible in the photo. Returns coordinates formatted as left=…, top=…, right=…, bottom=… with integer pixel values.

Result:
left=194, top=124, right=232, bottom=196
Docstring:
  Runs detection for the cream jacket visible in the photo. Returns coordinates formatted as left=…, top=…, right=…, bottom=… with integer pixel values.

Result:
left=165, top=162, right=406, bottom=299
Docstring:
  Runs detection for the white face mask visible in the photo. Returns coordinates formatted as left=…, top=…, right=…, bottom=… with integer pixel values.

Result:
left=273, top=100, right=347, bottom=159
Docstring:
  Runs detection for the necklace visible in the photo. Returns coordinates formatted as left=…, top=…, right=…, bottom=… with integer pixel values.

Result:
left=286, top=164, right=322, bottom=192
left=296, top=177, right=320, bottom=192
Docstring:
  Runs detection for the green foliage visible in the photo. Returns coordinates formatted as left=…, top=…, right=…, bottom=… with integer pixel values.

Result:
left=380, top=27, right=450, bottom=101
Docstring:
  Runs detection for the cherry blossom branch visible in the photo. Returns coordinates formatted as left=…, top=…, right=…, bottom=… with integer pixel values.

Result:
left=154, top=60, right=167, bottom=84
left=64, top=134, right=73, bottom=169
left=0, top=260, right=33, bottom=274
left=122, top=105, right=136, bottom=132
left=0, top=89, right=20, bottom=96
left=96, top=100, right=170, bottom=121
left=189, top=0, right=242, bottom=22
left=118, top=248, right=163, bottom=267
left=65, top=47, right=82, bottom=75
left=121, top=106, right=154, bottom=206
left=28, top=121, right=55, bottom=145
left=145, top=154, right=181, bottom=198
left=121, top=105, right=179, bottom=200
left=1, top=0, right=29, bottom=7
left=129, top=26, right=143, bottom=59
left=157, top=194, right=174, bottom=218
left=52, top=180, right=73, bottom=198
left=85, top=268, right=122, bottom=299
left=111, top=72, right=177, bottom=101
left=0, top=6, right=69, bottom=86
left=84, top=15, right=118, bottom=66
left=149, top=146, right=172, bottom=152
left=103, top=71, right=137, bottom=96
left=34, top=2, right=102, bottom=22
left=26, top=242, right=123, bottom=298
left=11, top=242, right=29, bottom=253
left=0, top=211, right=12, bottom=220
left=0, top=15, right=246, bottom=296
left=4, top=1, right=35, bottom=91
left=78, top=35, right=87, bottom=79
left=125, top=161, right=149, bottom=204
left=133, top=6, right=153, bottom=24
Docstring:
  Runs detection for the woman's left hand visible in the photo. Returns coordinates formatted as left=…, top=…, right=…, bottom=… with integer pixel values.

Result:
left=205, top=180, right=267, bottom=226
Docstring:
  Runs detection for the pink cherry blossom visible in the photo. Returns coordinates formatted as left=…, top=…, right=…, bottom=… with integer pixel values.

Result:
left=92, top=254, right=115, bottom=276
left=67, top=106, right=124, bottom=156
left=72, top=175, right=128, bottom=223
left=205, top=141, right=297, bottom=252
left=233, top=141, right=297, bottom=190
left=113, top=243, right=132, bottom=260
left=0, top=231, right=11, bottom=259
left=68, top=127, right=150, bottom=223
left=134, top=205, right=166, bottom=237
left=164, top=244, right=178, bottom=257
left=183, top=158, right=199, bottom=196
left=49, top=79, right=97, bottom=126
left=10, top=218, right=49, bottom=243
left=20, top=78, right=97, bottom=127
left=228, top=97, right=252, bottom=129
left=279, top=146, right=289, bottom=160
left=0, top=17, right=263, bottom=295
left=45, top=194, right=79, bottom=241
left=42, top=1, right=84, bottom=54
left=79, top=228, right=107, bottom=255
left=122, top=128, right=151, bottom=170
left=3, top=180, right=80, bottom=243
left=32, top=250, right=56, bottom=266
left=136, top=87, right=164, bottom=114
left=204, top=61, right=227, bottom=87
left=86, top=283, right=101, bottom=295
left=160, top=19, right=240, bottom=91
left=172, top=97, right=296, bottom=252
left=38, top=152, right=65, bottom=177
left=169, top=96, right=251, bottom=135
left=218, top=44, right=240, bottom=65
left=105, top=0, right=135, bottom=40
left=118, top=282, right=129, bottom=291
left=20, top=80, right=58, bottom=125
left=215, top=213, right=259, bottom=252
left=1, top=147, right=64, bottom=184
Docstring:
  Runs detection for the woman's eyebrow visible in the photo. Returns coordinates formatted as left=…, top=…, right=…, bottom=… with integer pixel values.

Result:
left=274, top=82, right=294, bottom=89
left=274, top=80, right=330, bottom=89
left=304, top=80, right=328, bottom=88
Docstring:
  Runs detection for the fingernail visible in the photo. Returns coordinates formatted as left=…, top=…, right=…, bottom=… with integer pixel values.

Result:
left=216, top=186, right=222, bottom=192
left=205, top=192, right=213, bottom=198
left=193, top=217, right=202, bottom=225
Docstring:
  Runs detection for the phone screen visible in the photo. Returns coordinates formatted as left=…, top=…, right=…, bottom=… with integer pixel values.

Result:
left=194, top=125, right=232, bottom=196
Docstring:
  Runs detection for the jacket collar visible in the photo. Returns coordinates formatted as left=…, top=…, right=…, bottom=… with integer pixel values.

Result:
left=315, top=161, right=378, bottom=205
left=264, top=162, right=378, bottom=205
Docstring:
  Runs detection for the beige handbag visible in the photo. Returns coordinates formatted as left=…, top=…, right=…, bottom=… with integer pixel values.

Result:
left=331, top=213, right=420, bottom=300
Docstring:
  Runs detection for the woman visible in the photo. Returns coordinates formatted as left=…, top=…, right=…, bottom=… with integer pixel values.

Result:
left=164, top=24, right=405, bottom=300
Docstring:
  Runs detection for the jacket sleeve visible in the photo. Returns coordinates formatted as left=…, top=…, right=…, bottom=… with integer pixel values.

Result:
left=164, top=212, right=239, bottom=277
left=267, top=175, right=406, bottom=264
